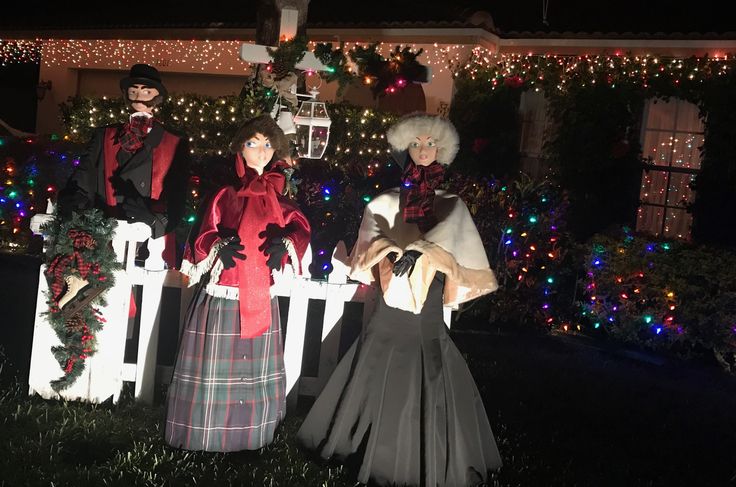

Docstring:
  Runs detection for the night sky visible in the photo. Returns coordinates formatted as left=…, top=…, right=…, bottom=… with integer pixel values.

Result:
left=0, top=0, right=732, bottom=34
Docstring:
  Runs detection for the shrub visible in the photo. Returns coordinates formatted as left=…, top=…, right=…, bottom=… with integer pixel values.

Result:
left=580, top=228, right=736, bottom=372
left=444, top=171, right=577, bottom=330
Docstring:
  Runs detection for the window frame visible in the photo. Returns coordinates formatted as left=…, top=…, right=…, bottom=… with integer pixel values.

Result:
left=637, top=98, right=704, bottom=239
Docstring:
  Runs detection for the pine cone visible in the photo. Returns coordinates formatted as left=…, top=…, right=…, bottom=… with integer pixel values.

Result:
left=271, top=62, right=289, bottom=80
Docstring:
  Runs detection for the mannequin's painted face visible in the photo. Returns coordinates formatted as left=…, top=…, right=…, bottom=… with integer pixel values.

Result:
left=127, top=84, right=160, bottom=114
left=242, top=133, right=275, bottom=174
left=407, top=135, right=438, bottom=166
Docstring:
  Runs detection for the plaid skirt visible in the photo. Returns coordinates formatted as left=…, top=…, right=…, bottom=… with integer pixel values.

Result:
left=165, top=287, right=285, bottom=452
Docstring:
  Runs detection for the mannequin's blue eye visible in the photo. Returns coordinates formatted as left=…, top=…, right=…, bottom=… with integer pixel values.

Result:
left=245, top=141, right=257, bottom=148
left=265, top=142, right=272, bottom=148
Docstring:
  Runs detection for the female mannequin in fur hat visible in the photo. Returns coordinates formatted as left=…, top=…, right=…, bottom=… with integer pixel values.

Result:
left=165, top=114, right=310, bottom=452
left=297, top=114, right=502, bottom=486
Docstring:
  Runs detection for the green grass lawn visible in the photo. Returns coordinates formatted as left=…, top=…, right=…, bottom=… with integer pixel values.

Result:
left=2, top=328, right=736, bottom=487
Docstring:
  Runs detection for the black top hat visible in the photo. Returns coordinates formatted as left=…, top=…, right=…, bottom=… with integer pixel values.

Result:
left=119, top=63, right=168, bottom=98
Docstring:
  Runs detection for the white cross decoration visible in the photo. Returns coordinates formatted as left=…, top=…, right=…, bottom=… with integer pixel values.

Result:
left=239, top=7, right=331, bottom=73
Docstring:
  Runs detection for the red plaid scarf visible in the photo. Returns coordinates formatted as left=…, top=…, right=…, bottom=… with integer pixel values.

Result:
left=400, top=160, right=445, bottom=233
left=235, top=154, right=287, bottom=338
left=119, top=115, right=154, bottom=153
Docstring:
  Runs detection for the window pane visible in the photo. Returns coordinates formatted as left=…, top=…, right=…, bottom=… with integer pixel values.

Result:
left=637, top=98, right=702, bottom=241
left=295, top=124, right=311, bottom=157
left=639, top=169, right=669, bottom=205
left=663, top=208, right=692, bottom=240
left=636, top=204, right=664, bottom=236
left=644, top=98, right=676, bottom=132
left=666, top=172, right=697, bottom=208
left=670, top=133, right=704, bottom=170
left=641, top=130, right=675, bottom=167
left=674, top=100, right=702, bottom=132
left=313, top=103, right=328, bottom=119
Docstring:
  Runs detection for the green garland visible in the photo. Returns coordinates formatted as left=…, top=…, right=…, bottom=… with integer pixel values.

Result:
left=266, top=36, right=308, bottom=79
left=40, top=209, right=122, bottom=391
left=313, top=42, right=353, bottom=94
left=348, top=43, right=427, bottom=97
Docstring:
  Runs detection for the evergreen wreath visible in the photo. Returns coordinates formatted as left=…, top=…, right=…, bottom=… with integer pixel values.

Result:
left=40, top=209, right=122, bottom=392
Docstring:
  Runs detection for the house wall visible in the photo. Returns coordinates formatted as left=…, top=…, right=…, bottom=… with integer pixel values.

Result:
left=497, top=38, right=736, bottom=57
left=36, top=39, right=253, bottom=134
left=32, top=33, right=736, bottom=135
left=35, top=38, right=473, bottom=135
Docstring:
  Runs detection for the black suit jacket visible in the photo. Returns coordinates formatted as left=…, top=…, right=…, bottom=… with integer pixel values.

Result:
left=66, top=122, right=190, bottom=239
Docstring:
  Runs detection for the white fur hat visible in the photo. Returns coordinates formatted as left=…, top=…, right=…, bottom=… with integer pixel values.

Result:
left=386, top=113, right=460, bottom=165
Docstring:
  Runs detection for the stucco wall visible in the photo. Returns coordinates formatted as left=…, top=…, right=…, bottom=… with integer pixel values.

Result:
left=35, top=39, right=466, bottom=135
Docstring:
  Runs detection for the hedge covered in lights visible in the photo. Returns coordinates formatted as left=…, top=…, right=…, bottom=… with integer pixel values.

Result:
left=581, top=228, right=736, bottom=373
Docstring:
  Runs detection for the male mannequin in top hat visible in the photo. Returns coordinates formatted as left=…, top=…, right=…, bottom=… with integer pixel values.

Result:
left=59, top=63, right=189, bottom=270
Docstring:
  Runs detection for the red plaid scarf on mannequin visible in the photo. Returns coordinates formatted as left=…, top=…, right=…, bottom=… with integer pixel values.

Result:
left=119, top=115, right=154, bottom=153
left=400, top=160, right=445, bottom=233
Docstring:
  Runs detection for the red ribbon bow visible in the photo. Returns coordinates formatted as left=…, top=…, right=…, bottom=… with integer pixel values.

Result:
left=233, top=153, right=287, bottom=338
left=45, top=230, right=98, bottom=303
left=67, top=229, right=97, bottom=250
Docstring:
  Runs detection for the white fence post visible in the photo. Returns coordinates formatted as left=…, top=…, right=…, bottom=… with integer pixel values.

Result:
left=27, top=215, right=453, bottom=407
left=27, top=217, right=148, bottom=403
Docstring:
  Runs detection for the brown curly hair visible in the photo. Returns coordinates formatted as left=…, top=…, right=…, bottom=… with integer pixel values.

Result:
left=229, top=114, right=290, bottom=161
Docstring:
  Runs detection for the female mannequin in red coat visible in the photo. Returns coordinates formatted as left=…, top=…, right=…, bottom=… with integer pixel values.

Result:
left=165, top=115, right=310, bottom=452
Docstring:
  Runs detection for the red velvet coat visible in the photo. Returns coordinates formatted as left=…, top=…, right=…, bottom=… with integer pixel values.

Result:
left=182, top=164, right=310, bottom=337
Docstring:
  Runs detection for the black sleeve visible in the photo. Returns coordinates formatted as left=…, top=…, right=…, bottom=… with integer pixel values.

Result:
left=58, top=128, right=105, bottom=213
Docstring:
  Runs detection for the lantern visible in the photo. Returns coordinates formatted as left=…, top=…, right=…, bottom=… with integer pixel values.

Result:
left=293, top=99, right=331, bottom=159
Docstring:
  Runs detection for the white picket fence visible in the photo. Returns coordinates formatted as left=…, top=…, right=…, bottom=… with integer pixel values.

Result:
left=27, top=214, right=452, bottom=407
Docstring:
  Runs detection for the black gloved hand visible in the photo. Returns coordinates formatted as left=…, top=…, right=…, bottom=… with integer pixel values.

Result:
left=122, top=193, right=156, bottom=226
left=218, top=236, right=247, bottom=269
left=258, top=224, right=290, bottom=271
left=264, top=237, right=288, bottom=271
left=112, top=176, right=156, bottom=225
left=392, top=250, right=423, bottom=278
left=386, top=251, right=398, bottom=263
left=110, top=174, right=138, bottom=198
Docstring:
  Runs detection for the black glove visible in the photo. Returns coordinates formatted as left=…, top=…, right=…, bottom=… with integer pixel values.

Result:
left=387, top=251, right=398, bottom=263
left=122, top=193, right=156, bottom=225
left=112, top=176, right=157, bottom=225
left=264, top=237, right=288, bottom=271
left=258, top=224, right=290, bottom=271
left=392, top=250, right=422, bottom=277
left=218, top=236, right=247, bottom=269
